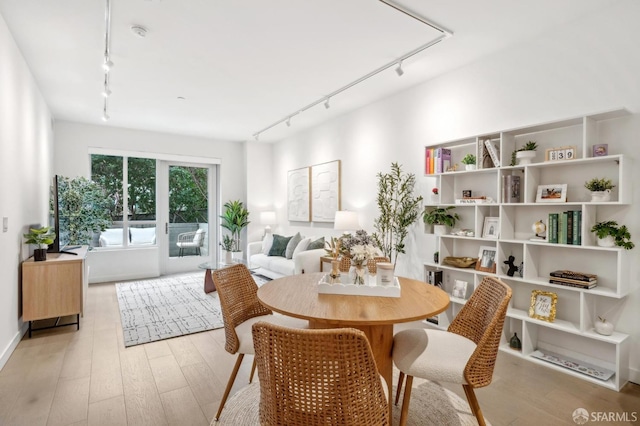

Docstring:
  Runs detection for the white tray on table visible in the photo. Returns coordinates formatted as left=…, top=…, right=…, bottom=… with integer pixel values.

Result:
left=317, top=274, right=401, bottom=297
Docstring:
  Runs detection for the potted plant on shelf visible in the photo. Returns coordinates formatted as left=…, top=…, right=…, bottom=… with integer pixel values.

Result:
left=590, top=220, right=634, bottom=249
left=461, top=154, right=476, bottom=171
left=584, top=177, right=615, bottom=202
left=23, top=226, right=55, bottom=261
left=511, top=141, right=538, bottom=166
left=220, top=200, right=250, bottom=257
left=423, top=206, right=460, bottom=236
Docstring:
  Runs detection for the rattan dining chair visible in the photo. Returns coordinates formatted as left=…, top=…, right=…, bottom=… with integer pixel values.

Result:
left=212, top=263, right=307, bottom=422
left=393, top=275, right=512, bottom=426
left=252, top=321, right=390, bottom=426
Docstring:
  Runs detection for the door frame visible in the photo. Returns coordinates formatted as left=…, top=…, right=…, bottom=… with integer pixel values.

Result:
left=158, top=160, right=219, bottom=275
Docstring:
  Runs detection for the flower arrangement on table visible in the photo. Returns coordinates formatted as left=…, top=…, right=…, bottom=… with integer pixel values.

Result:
left=340, top=230, right=378, bottom=285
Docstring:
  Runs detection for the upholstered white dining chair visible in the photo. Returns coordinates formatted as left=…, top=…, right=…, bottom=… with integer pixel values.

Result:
left=212, top=263, right=307, bottom=422
left=393, top=275, right=512, bottom=426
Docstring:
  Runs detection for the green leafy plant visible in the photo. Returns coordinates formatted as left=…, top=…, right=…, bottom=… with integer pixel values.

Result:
left=511, top=140, right=538, bottom=166
left=56, top=176, right=113, bottom=246
left=220, top=234, right=234, bottom=251
left=23, top=226, right=55, bottom=248
left=220, top=200, right=250, bottom=252
left=584, top=178, right=615, bottom=192
left=590, top=220, right=634, bottom=250
left=372, top=162, right=423, bottom=267
left=423, top=206, right=460, bottom=227
left=461, top=154, right=476, bottom=165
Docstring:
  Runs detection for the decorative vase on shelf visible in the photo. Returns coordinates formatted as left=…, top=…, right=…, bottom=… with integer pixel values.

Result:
left=595, top=318, right=614, bottom=336
left=596, top=235, right=615, bottom=248
left=516, top=150, right=536, bottom=165
left=434, top=225, right=447, bottom=236
left=590, top=189, right=611, bottom=202
left=509, top=332, right=522, bottom=350
left=465, top=164, right=477, bottom=171
left=224, top=250, right=233, bottom=264
left=349, top=263, right=367, bottom=285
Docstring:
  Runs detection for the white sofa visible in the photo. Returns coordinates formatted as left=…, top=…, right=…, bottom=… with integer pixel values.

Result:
left=248, top=235, right=325, bottom=280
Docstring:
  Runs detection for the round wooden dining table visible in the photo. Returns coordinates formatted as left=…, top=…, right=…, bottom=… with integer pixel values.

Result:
left=257, top=272, right=450, bottom=411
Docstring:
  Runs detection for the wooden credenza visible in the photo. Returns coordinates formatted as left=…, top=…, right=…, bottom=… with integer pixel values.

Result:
left=22, top=246, right=88, bottom=337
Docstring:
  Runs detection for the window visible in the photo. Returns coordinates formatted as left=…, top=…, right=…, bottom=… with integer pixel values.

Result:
left=91, top=154, right=157, bottom=248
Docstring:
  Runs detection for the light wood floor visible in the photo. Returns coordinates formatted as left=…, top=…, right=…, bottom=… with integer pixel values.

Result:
left=0, top=280, right=638, bottom=426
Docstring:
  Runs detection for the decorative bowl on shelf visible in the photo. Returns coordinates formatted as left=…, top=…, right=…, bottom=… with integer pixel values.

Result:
left=442, top=256, right=478, bottom=268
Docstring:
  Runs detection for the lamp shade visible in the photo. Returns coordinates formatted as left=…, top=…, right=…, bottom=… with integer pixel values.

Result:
left=334, top=211, right=360, bottom=231
left=260, top=211, right=276, bottom=225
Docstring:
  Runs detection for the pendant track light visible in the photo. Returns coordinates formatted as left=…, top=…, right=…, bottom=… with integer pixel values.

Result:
left=103, top=57, right=114, bottom=72
left=100, top=0, right=113, bottom=120
left=250, top=1, right=452, bottom=140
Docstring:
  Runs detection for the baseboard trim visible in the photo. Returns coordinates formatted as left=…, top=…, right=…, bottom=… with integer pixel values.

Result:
left=0, top=322, right=28, bottom=370
left=629, top=367, right=639, bottom=386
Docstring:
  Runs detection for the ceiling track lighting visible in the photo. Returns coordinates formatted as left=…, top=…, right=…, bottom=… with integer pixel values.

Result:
left=251, top=0, right=452, bottom=140
left=100, top=0, right=113, bottom=120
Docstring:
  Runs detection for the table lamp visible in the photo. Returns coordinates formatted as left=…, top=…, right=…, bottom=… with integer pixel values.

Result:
left=260, top=211, right=276, bottom=238
left=334, top=211, right=360, bottom=235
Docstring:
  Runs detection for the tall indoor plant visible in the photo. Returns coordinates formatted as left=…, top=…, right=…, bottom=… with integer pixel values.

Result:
left=220, top=200, right=250, bottom=252
left=56, top=176, right=112, bottom=246
left=373, top=162, right=423, bottom=266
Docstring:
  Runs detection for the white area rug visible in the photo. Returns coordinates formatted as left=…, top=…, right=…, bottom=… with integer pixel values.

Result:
left=116, top=272, right=269, bottom=347
left=217, top=373, right=490, bottom=426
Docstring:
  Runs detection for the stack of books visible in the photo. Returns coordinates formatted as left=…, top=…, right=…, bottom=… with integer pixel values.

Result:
left=548, top=211, right=582, bottom=245
left=549, top=270, right=597, bottom=289
left=425, top=148, right=452, bottom=174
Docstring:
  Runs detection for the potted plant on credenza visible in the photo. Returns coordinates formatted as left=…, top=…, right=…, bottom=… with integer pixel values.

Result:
left=23, top=226, right=55, bottom=261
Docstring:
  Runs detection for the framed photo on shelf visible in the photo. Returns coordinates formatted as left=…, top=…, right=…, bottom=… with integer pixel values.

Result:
left=535, top=184, right=567, bottom=203
left=592, top=144, right=608, bottom=157
left=452, top=279, right=471, bottom=299
left=475, top=246, right=497, bottom=273
left=482, top=217, right=500, bottom=238
left=545, top=146, right=576, bottom=162
left=529, top=290, right=557, bottom=322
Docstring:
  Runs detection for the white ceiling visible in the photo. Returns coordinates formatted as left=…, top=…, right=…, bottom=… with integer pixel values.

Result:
left=0, top=0, right=614, bottom=142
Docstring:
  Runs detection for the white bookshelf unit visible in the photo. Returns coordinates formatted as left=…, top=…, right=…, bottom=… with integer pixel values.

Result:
left=423, top=108, right=632, bottom=391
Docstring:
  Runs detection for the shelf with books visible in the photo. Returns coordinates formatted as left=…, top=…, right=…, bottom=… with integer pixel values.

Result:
left=422, top=107, right=633, bottom=391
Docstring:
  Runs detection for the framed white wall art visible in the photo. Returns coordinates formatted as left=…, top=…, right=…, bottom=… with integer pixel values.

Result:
left=311, top=160, right=341, bottom=222
left=287, top=167, right=310, bottom=222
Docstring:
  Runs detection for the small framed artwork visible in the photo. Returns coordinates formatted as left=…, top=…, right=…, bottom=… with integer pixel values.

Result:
left=529, top=290, right=557, bottom=322
left=452, top=279, right=471, bottom=300
left=475, top=245, right=497, bottom=273
left=545, top=146, right=577, bottom=162
left=482, top=217, right=500, bottom=239
left=592, top=144, right=608, bottom=157
left=535, top=184, right=568, bottom=203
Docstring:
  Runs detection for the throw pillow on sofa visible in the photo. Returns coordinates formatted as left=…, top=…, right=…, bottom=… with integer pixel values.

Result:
left=306, top=237, right=325, bottom=250
left=292, top=237, right=312, bottom=258
left=285, top=232, right=302, bottom=259
left=268, top=234, right=292, bottom=257
left=262, top=233, right=274, bottom=255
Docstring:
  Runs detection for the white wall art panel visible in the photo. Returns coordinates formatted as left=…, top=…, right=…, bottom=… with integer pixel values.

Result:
left=311, top=160, right=341, bottom=222
left=287, top=167, right=310, bottom=222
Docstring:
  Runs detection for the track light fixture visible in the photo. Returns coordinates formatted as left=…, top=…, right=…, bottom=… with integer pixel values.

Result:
left=102, top=86, right=112, bottom=98
left=102, top=100, right=110, bottom=121
left=254, top=133, right=260, bottom=141
left=250, top=0, right=452, bottom=140
left=103, top=56, right=114, bottom=72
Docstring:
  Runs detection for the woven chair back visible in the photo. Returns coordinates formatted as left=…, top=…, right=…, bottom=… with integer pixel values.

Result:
left=367, top=256, right=390, bottom=275
left=252, top=322, right=389, bottom=426
left=212, top=264, right=272, bottom=354
left=447, top=275, right=511, bottom=388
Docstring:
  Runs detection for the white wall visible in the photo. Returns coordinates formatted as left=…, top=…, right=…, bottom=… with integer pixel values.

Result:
left=269, top=1, right=640, bottom=382
left=0, top=14, right=53, bottom=368
left=54, top=121, right=247, bottom=282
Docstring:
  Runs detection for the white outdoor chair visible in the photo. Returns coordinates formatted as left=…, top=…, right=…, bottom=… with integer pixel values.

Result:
left=176, top=228, right=205, bottom=256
